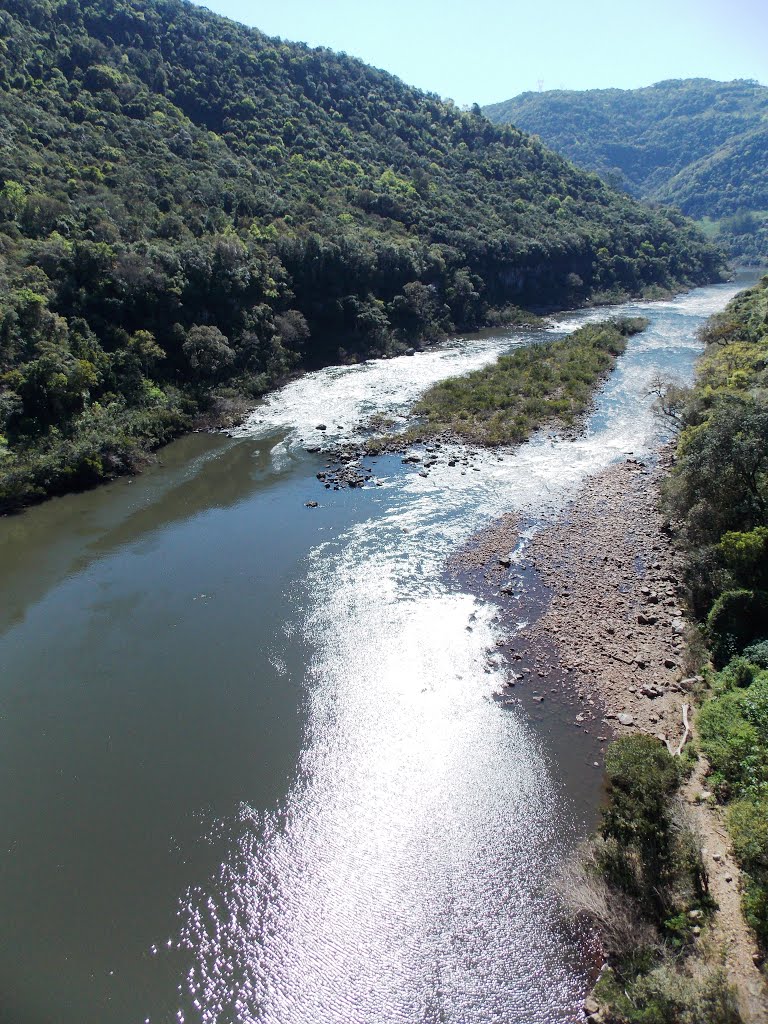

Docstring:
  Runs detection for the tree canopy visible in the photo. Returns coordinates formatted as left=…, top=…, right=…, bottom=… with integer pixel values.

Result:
left=0, top=0, right=723, bottom=509
left=484, top=79, right=768, bottom=262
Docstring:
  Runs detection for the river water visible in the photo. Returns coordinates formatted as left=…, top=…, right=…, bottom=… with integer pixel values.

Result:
left=0, top=271, right=759, bottom=1024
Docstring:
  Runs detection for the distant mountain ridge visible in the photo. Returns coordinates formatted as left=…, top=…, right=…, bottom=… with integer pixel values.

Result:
left=484, top=78, right=768, bottom=261
left=0, top=0, right=722, bottom=508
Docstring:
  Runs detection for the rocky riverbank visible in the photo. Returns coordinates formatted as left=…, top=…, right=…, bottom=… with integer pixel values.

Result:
left=525, top=455, right=693, bottom=747
left=454, top=453, right=767, bottom=1022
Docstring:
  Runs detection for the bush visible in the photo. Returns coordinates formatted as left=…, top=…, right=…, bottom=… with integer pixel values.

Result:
left=719, top=526, right=768, bottom=589
left=599, top=736, right=681, bottom=916
left=728, top=797, right=768, bottom=945
left=719, top=656, right=763, bottom=689
left=743, top=639, right=768, bottom=668
left=707, top=589, right=768, bottom=667
left=729, top=797, right=768, bottom=868
left=597, top=963, right=742, bottom=1024
left=698, top=674, right=768, bottom=797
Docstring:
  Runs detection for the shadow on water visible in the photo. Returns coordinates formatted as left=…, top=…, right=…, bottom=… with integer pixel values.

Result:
left=0, top=430, right=390, bottom=1023
left=0, top=431, right=290, bottom=636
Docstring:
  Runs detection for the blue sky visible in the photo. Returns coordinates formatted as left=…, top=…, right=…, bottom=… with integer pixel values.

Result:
left=190, top=0, right=768, bottom=106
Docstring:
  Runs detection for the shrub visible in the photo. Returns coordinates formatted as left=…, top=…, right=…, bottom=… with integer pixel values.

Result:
left=611, top=964, right=742, bottom=1024
left=719, top=526, right=768, bottom=589
left=599, top=736, right=681, bottom=916
left=729, top=797, right=768, bottom=868
left=728, top=797, right=768, bottom=945
left=707, top=589, right=768, bottom=667
left=719, top=656, right=762, bottom=690
left=743, top=639, right=768, bottom=668
left=698, top=675, right=768, bottom=797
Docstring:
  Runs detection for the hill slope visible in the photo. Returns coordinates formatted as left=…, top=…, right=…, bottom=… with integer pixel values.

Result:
left=0, top=0, right=722, bottom=508
left=484, top=79, right=768, bottom=261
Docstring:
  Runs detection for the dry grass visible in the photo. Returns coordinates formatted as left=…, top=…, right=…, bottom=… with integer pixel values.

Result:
left=557, top=843, right=658, bottom=957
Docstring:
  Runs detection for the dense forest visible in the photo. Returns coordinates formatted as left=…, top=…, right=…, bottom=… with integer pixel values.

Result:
left=0, top=0, right=723, bottom=510
left=484, top=79, right=768, bottom=262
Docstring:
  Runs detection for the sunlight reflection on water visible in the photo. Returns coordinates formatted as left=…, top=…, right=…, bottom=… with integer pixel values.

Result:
left=175, top=278, right=748, bottom=1024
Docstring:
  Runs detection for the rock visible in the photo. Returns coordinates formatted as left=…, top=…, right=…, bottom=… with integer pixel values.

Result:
left=304, top=501, right=318, bottom=508
left=640, top=684, right=663, bottom=699
left=315, top=424, right=327, bottom=430
left=681, top=675, right=704, bottom=688
left=584, top=995, right=600, bottom=1017
left=688, top=909, right=703, bottom=920
left=618, top=713, right=634, bottom=726
left=498, top=556, right=512, bottom=568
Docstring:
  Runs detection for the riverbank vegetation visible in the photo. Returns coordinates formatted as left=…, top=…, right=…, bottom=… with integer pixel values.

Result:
left=570, top=734, right=742, bottom=1024
left=408, top=317, right=647, bottom=445
left=0, top=0, right=724, bottom=512
left=484, top=79, right=768, bottom=262
left=572, top=278, right=768, bottom=1022
left=663, top=275, right=768, bottom=954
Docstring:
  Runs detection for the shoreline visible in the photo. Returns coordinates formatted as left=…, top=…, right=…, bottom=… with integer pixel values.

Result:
left=2, top=276, right=724, bottom=518
left=453, top=454, right=768, bottom=1021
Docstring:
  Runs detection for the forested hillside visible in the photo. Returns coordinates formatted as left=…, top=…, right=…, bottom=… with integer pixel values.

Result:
left=0, top=0, right=722, bottom=509
left=484, top=79, right=768, bottom=262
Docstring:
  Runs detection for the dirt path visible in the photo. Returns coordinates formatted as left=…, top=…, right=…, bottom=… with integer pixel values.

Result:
left=522, top=456, right=767, bottom=1022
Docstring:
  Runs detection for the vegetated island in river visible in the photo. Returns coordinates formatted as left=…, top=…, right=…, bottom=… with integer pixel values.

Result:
left=439, top=278, right=768, bottom=1023
left=0, top=0, right=725, bottom=513
left=407, top=317, right=647, bottom=446
left=311, top=318, right=648, bottom=491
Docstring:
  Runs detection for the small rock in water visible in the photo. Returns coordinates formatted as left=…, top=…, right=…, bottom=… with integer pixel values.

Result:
left=315, top=423, right=327, bottom=430
left=304, top=500, right=318, bottom=508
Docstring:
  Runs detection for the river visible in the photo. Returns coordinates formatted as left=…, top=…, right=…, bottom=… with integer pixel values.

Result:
left=0, top=271, right=759, bottom=1024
